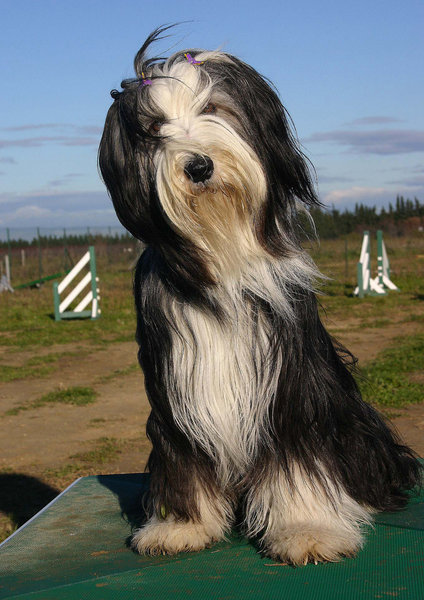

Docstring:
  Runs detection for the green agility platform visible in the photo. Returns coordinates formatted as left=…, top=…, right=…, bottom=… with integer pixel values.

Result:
left=1, top=471, right=423, bottom=599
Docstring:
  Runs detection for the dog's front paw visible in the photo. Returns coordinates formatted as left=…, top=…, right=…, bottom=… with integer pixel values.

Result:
left=265, top=523, right=363, bottom=565
left=132, top=515, right=221, bottom=555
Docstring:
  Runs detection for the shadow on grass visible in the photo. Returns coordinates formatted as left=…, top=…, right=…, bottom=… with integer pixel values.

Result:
left=0, top=473, right=59, bottom=534
left=47, top=312, right=93, bottom=321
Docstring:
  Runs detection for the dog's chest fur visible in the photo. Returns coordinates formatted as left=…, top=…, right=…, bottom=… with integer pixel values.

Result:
left=157, top=253, right=314, bottom=485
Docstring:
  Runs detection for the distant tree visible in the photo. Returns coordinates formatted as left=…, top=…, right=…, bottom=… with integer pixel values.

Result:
left=302, top=195, right=424, bottom=240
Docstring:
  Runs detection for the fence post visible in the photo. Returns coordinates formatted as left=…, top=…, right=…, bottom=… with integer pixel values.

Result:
left=53, top=281, right=61, bottom=321
left=37, top=227, right=43, bottom=280
left=6, top=228, right=11, bottom=280
left=344, top=237, right=348, bottom=281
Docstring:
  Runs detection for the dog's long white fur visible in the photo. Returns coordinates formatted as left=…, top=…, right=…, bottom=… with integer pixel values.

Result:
left=133, top=483, right=232, bottom=555
left=165, top=255, right=316, bottom=486
left=245, top=463, right=372, bottom=564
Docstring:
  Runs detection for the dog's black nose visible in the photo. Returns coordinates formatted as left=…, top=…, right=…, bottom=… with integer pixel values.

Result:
left=184, top=154, right=214, bottom=183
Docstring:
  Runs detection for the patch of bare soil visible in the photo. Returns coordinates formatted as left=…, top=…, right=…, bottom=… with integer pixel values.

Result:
left=0, top=341, right=152, bottom=476
left=325, top=317, right=424, bottom=457
left=329, top=320, right=421, bottom=365
left=389, top=404, right=424, bottom=456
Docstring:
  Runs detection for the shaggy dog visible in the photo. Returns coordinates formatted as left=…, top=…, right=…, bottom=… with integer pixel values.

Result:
left=99, top=27, right=421, bottom=565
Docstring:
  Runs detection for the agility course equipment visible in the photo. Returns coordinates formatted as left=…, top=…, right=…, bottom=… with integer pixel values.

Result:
left=354, top=230, right=399, bottom=298
left=52, top=246, right=100, bottom=321
left=375, top=230, right=398, bottom=291
left=15, top=271, right=66, bottom=290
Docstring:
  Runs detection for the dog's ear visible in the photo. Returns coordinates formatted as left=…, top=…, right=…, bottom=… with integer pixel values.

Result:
left=99, top=92, right=216, bottom=295
left=252, top=90, right=320, bottom=254
left=204, top=56, right=321, bottom=254
left=99, top=94, right=154, bottom=241
left=235, top=61, right=320, bottom=253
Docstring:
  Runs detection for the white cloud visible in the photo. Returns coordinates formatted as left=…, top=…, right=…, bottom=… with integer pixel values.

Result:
left=9, top=205, right=53, bottom=220
left=0, top=204, right=120, bottom=230
left=322, top=184, right=424, bottom=211
left=323, top=186, right=388, bottom=207
left=306, top=129, right=424, bottom=155
left=344, top=116, right=403, bottom=127
left=0, top=189, right=121, bottom=231
left=0, top=124, right=102, bottom=149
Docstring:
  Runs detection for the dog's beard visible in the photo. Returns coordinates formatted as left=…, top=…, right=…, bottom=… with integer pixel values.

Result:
left=155, top=133, right=267, bottom=277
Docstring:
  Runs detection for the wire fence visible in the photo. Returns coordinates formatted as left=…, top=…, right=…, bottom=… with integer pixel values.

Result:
left=0, top=226, right=140, bottom=289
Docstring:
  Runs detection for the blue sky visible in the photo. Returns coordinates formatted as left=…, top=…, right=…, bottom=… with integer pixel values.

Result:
left=1, top=0, right=423, bottom=234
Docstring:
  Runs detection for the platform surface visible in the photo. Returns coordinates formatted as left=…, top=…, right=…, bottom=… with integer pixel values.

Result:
left=1, top=471, right=423, bottom=599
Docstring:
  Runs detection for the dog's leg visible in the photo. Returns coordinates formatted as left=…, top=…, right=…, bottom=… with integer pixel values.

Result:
left=132, top=475, right=232, bottom=555
left=245, top=462, right=372, bottom=565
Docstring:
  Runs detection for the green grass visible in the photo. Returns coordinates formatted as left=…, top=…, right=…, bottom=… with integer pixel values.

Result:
left=0, top=304, right=135, bottom=349
left=88, top=417, right=107, bottom=427
left=403, top=313, right=424, bottom=324
left=0, top=362, right=54, bottom=382
left=319, top=276, right=424, bottom=326
left=44, top=437, right=123, bottom=479
left=361, top=334, right=424, bottom=408
left=44, top=463, right=82, bottom=479
left=0, top=517, right=18, bottom=543
left=95, top=363, right=139, bottom=384
left=359, top=317, right=392, bottom=329
left=5, top=386, right=97, bottom=416
left=70, top=437, right=122, bottom=465
left=0, top=351, right=83, bottom=382
left=0, top=269, right=136, bottom=349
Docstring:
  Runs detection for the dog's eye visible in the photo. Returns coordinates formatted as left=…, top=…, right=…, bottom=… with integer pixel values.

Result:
left=201, top=103, right=216, bottom=115
left=149, top=121, right=163, bottom=135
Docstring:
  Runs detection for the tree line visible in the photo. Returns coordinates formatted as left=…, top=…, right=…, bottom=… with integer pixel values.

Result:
left=2, top=195, right=423, bottom=247
left=307, top=196, right=424, bottom=239
left=0, top=231, right=134, bottom=250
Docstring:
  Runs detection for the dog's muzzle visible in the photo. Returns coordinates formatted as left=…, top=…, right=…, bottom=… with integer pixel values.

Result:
left=184, top=154, right=214, bottom=183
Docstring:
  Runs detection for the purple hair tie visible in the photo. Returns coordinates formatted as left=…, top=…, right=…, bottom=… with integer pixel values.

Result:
left=184, top=53, right=204, bottom=65
left=140, top=72, right=152, bottom=86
